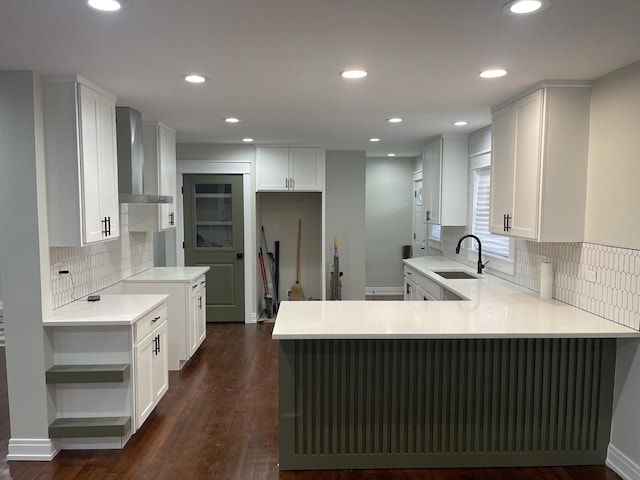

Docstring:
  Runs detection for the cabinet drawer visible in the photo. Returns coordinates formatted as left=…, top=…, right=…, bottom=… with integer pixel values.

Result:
left=191, top=275, right=206, bottom=293
left=134, top=303, right=167, bottom=344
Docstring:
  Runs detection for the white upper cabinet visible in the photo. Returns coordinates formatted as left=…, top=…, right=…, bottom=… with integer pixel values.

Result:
left=43, top=76, right=119, bottom=246
left=256, top=147, right=324, bottom=192
left=129, top=122, right=177, bottom=231
left=489, top=83, right=591, bottom=242
left=422, top=135, right=468, bottom=226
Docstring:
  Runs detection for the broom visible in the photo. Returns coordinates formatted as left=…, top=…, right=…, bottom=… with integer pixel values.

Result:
left=289, top=219, right=305, bottom=301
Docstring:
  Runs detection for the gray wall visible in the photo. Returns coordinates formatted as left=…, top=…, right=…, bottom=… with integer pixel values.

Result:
left=325, top=151, right=366, bottom=300
left=0, top=72, right=53, bottom=452
left=365, top=157, right=414, bottom=292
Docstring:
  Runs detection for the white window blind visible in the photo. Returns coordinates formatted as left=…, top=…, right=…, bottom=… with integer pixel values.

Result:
left=472, top=167, right=510, bottom=258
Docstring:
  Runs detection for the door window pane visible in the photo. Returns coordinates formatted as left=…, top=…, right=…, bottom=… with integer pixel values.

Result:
left=195, top=183, right=233, bottom=248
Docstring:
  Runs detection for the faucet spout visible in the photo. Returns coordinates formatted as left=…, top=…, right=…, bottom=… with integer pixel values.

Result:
left=455, top=234, right=486, bottom=274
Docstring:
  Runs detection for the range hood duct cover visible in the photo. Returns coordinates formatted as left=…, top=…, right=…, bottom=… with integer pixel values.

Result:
left=116, top=107, right=173, bottom=204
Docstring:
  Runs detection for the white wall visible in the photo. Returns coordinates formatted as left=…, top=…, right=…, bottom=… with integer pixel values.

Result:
left=325, top=151, right=366, bottom=300
left=365, top=157, right=414, bottom=293
left=585, top=60, right=640, bottom=250
left=0, top=71, right=56, bottom=459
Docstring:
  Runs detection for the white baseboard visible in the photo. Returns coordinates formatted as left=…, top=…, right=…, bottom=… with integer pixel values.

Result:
left=7, top=438, right=59, bottom=461
left=365, top=287, right=403, bottom=296
left=607, top=443, right=640, bottom=480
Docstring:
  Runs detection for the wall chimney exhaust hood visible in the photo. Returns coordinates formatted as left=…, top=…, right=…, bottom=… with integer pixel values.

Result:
left=116, top=107, right=173, bottom=204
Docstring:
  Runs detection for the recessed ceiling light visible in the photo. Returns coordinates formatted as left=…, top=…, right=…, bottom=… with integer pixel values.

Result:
left=242, top=138, right=254, bottom=143
left=387, top=118, right=403, bottom=123
left=479, top=69, right=508, bottom=79
left=453, top=121, right=469, bottom=126
left=184, top=74, right=207, bottom=84
left=87, top=0, right=121, bottom=11
left=387, top=153, right=396, bottom=157
left=224, top=117, right=240, bottom=123
left=502, top=0, right=549, bottom=15
left=369, top=138, right=381, bottom=142
left=341, top=70, right=368, bottom=79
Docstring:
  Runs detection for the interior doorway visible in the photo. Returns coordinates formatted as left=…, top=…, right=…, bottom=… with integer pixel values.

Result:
left=183, top=174, right=245, bottom=322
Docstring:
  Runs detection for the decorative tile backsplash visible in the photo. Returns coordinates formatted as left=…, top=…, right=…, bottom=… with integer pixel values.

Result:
left=49, top=205, right=154, bottom=309
left=441, top=228, right=640, bottom=330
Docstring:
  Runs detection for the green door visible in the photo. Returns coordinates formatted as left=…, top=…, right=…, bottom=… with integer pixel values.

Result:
left=183, top=174, right=244, bottom=322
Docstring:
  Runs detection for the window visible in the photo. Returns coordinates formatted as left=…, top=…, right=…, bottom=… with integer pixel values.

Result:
left=471, top=167, right=510, bottom=258
left=428, top=223, right=441, bottom=241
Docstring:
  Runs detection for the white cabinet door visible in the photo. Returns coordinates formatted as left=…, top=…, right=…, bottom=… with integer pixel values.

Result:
left=289, top=148, right=324, bottom=191
left=256, top=147, right=290, bottom=190
left=152, top=322, right=169, bottom=402
left=422, top=136, right=468, bottom=226
left=510, top=91, right=542, bottom=239
left=134, top=331, right=155, bottom=428
left=134, top=320, right=168, bottom=429
left=96, top=88, right=120, bottom=239
left=158, top=124, right=177, bottom=230
left=422, top=139, right=441, bottom=224
left=78, top=85, right=104, bottom=244
left=196, top=285, right=206, bottom=348
left=189, top=281, right=206, bottom=356
left=489, top=106, right=517, bottom=234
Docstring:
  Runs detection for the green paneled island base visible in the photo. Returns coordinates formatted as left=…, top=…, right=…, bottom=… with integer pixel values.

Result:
left=278, top=336, right=615, bottom=470
left=272, top=260, right=640, bottom=470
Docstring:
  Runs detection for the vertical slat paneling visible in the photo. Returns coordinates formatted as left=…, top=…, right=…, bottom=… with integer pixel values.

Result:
left=290, top=338, right=611, bottom=461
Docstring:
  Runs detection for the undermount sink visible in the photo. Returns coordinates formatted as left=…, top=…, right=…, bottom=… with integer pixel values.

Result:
left=433, top=270, right=479, bottom=280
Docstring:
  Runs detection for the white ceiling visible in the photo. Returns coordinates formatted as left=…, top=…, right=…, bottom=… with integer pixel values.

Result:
left=2, top=0, right=640, bottom=157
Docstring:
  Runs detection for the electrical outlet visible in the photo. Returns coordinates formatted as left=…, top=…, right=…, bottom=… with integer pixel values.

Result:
left=53, top=262, right=64, bottom=279
left=585, top=269, right=597, bottom=283
left=538, top=255, right=550, bottom=263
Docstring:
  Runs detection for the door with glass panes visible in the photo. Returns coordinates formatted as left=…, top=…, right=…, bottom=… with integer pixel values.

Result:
left=183, top=174, right=244, bottom=322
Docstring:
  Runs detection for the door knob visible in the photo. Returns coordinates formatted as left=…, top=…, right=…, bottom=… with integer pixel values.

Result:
left=236, top=253, right=243, bottom=260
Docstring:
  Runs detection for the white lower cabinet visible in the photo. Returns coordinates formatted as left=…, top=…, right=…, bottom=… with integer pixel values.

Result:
left=124, top=268, right=209, bottom=371
left=134, top=320, right=168, bottom=428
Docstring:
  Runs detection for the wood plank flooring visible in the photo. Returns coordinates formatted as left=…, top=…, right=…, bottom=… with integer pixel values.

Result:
left=0, top=323, right=622, bottom=479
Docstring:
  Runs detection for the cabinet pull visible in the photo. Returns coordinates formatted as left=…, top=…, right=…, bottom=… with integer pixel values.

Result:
left=200, top=281, right=206, bottom=286
left=286, top=178, right=289, bottom=189
left=426, top=210, right=431, bottom=222
left=290, top=177, right=294, bottom=189
left=192, top=284, right=198, bottom=289
left=156, top=334, right=160, bottom=354
left=169, top=212, right=174, bottom=226
left=503, top=214, right=507, bottom=232
left=101, top=217, right=108, bottom=236
left=198, top=296, right=202, bottom=309
left=506, top=214, right=512, bottom=232
left=107, top=216, right=111, bottom=235
left=152, top=316, right=161, bottom=323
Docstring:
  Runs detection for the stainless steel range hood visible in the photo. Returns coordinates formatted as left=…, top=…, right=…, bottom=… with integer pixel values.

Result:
left=116, top=107, right=173, bottom=204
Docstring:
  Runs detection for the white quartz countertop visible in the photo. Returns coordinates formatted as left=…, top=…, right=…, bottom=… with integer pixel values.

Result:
left=123, top=266, right=210, bottom=283
left=44, top=294, right=168, bottom=326
left=272, top=257, right=640, bottom=340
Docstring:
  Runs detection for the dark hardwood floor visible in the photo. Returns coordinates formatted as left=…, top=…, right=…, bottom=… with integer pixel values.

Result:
left=0, top=323, right=622, bottom=479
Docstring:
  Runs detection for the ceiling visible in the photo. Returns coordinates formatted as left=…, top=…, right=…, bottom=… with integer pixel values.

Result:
left=2, top=0, right=640, bottom=157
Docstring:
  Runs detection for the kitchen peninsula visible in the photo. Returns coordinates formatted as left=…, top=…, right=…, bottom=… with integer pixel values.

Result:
left=273, top=257, right=639, bottom=470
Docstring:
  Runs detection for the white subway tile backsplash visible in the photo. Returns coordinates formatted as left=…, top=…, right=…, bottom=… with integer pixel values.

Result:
left=49, top=206, right=154, bottom=309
